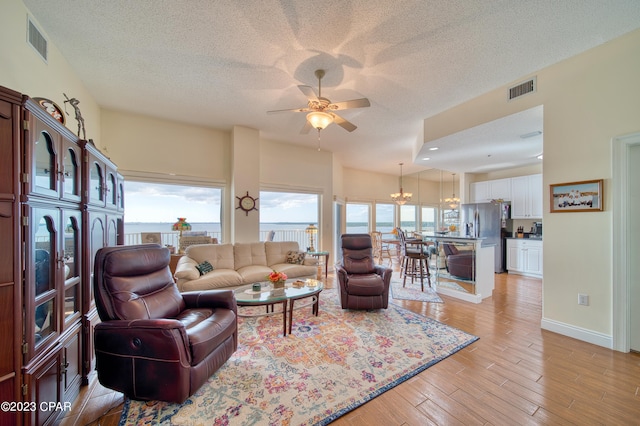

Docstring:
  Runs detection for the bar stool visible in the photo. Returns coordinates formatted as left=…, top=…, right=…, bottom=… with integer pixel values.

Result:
left=397, top=229, right=431, bottom=290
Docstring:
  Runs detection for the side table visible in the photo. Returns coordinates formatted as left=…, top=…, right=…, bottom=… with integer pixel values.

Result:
left=169, top=254, right=182, bottom=276
left=307, top=251, right=329, bottom=279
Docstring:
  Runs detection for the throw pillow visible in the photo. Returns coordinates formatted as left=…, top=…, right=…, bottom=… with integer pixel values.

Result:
left=286, top=250, right=306, bottom=265
left=195, top=260, right=214, bottom=276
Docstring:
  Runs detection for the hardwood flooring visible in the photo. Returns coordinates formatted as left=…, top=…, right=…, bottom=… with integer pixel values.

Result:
left=57, top=268, right=640, bottom=425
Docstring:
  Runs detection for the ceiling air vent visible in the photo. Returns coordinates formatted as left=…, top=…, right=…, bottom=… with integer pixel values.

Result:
left=508, top=77, right=536, bottom=100
left=27, top=16, right=48, bottom=63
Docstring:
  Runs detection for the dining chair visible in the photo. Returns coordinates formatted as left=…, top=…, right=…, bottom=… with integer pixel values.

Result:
left=370, top=231, right=393, bottom=266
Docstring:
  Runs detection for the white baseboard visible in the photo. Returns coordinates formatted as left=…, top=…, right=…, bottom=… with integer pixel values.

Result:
left=541, top=318, right=613, bottom=349
left=435, top=286, right=482, bottom=303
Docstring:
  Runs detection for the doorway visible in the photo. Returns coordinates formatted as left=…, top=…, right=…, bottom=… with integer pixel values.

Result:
left=612, top=132, right=640, bottom=352
left=630, top=142, right=640, bottom=351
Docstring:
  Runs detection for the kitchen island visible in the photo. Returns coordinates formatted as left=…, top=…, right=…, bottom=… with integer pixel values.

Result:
left=421, top=234, right=495, bottom=303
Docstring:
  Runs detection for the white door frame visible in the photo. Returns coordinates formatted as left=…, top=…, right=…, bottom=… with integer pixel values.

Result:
left=612, top=132, right=640, bottom=352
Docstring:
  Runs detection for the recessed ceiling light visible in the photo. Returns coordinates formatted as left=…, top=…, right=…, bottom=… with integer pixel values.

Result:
left=422, top=157, right=430, bottom=161
left=429, top=147, right=439, bottom=151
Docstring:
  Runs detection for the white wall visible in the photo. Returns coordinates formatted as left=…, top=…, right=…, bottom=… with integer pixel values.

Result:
left=422, top=28, right=640, bottom=346
left=0, top=0, right=101, bottom=145
left=101, top=109, right=230, bottom=182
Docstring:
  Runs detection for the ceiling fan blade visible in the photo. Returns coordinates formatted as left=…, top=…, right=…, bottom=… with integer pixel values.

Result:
left=332, top=113, right=357, bottom=132
left=300, top=120, right=313, bottom=134
left=298, top=85, right=318, bottom=101
left=329, top=98, right=370, bottom=110
left=267, top=106, right=311, bottom=114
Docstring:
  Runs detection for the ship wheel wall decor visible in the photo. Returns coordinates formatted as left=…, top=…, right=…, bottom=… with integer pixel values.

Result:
left=236, top=191, right=258, bottom=216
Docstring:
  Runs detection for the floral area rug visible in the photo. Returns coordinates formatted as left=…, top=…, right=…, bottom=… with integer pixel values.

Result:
left=390, top=276, right=443, bottom=303
left=120, top=289, right=477, bottom=425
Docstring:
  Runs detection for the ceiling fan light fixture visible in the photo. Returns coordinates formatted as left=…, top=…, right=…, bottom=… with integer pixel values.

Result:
left=307, top=111, right=333, bottom=130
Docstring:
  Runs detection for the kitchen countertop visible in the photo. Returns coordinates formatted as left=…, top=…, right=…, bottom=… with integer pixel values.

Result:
left=507, top=236, right=543, bottom=240
left=421, top=233, right=485, bottom=241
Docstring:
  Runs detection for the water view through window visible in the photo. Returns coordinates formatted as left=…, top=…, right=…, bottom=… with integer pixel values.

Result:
left=259, top=191, right=319, bottom=247
left=123, top=181, right=222, bottom=245
left=123, top=183, right=319, bottom=247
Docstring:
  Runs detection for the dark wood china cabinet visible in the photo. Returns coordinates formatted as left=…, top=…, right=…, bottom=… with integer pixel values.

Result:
left=0, top=85, right=23, bottom=426
left=79, top=139, right=124, bottom=381
left=0, top=85, right=124, bottom=426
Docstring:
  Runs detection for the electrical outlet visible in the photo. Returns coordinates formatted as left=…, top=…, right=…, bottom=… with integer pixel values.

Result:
left=578, top=293, right=589, bottom=306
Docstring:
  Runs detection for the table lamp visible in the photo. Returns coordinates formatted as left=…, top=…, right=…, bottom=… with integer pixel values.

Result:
left=305, top=224, right=318, bottom=252
left=172, top=217, right=192, bottom=254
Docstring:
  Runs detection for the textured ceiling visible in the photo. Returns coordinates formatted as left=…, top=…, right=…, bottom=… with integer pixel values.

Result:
left=22, top=0, right=640, bottom=179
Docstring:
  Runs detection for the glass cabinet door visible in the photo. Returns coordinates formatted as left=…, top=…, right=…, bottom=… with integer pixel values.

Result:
left=34, top=131, right=56, bottom=193
left=63, top=212, right=81, bottom=323
left=117, top=175, right=125, bottom=211
left=89, top=215, right=105, bottom=306
left=107, top=172, right=117, bottom=206
left=33, top=208, right=59, bottom=348
left=61, top=143, right=81, bottom=201
left=89, top=162, right=104, bottom=204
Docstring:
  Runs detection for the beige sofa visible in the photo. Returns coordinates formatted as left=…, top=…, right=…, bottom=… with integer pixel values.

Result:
left=174, top=241, right=318, bottom=292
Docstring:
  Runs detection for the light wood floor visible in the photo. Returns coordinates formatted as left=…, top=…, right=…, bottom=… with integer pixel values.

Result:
left=58, top=267, right=640, bottom=425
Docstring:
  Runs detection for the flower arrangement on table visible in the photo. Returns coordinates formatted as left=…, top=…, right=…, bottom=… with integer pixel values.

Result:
left=267, top=270, right=288, bottom=289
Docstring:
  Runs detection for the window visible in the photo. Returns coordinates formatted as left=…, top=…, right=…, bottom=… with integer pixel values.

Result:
left=400, top=205, right=417, bottom=233
left=259, top=191, right=319, bottom=248
left=421, top=206, right=437, bottom=233
left=346, top=203, right=370, bottom=234
left=375, top=203, right=395, bottom=237
left=123, top=181, right=222, bottom=245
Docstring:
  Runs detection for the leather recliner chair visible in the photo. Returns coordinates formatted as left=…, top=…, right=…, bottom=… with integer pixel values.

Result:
left=93, top=244, right=237, bottom=403
left=336, top=234, right=392, bottom=309
left=442, top=243, right=475, bottom=281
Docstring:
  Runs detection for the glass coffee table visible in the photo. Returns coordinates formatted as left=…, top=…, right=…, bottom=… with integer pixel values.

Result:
left=234, top=279, right=324, bottom=336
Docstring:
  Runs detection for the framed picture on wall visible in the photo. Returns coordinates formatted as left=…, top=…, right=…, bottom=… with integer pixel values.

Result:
left=550, top=179, right=603, bottom=212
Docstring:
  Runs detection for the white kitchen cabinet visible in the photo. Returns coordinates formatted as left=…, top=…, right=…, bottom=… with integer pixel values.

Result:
left=470, top=178, right=513, bottom=203
left=528, top=174, right=543, bottom=217
left=470, top=181, right=489, bottom=203
left=511, top=174, right=542, bottom=218
left=506, top=239, right=543, bottom=277
left=489, top=178, right=511, bottom=201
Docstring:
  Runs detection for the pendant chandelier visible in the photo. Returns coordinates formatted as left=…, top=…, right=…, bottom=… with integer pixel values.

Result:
left=444, top=173, right=460, bottom=209
left=391, top=163, right=412, bottom=205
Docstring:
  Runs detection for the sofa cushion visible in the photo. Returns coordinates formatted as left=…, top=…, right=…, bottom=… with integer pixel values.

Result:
left=270, top=262, right=317, bottom=278
left=236, top=265, right=274, bottom=284
left=234, top=243, right=267, bottom=270
left=178, top=269, right=243, bottom=292
left=286, top=250, right=306, bottom=264
left=185, top=244, right=235, bottom=270
left=265, top=241, right=302, bottom=266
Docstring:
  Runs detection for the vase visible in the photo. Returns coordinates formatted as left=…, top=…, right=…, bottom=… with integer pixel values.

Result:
left=272, top=280, right=285, bottom=289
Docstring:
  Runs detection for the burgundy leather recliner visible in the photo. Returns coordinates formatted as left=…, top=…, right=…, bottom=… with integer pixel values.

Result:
left=442, top=243, right=475, bottom=281
left=336, top=234, right=392, bottom=309
left=93, top=244, right=237, bottom=403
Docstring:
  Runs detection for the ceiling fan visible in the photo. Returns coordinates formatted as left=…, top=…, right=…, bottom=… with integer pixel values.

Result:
left=267, top=69, right=370, bottom=135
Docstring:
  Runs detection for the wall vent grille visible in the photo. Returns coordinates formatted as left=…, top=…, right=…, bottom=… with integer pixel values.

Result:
left=508, top=77, right=536, bottom=100
left=27, top=16, right=48, bottom=63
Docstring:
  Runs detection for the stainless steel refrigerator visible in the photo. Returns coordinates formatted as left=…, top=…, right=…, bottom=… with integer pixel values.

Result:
left=460, top=202, right=510, bottom=273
